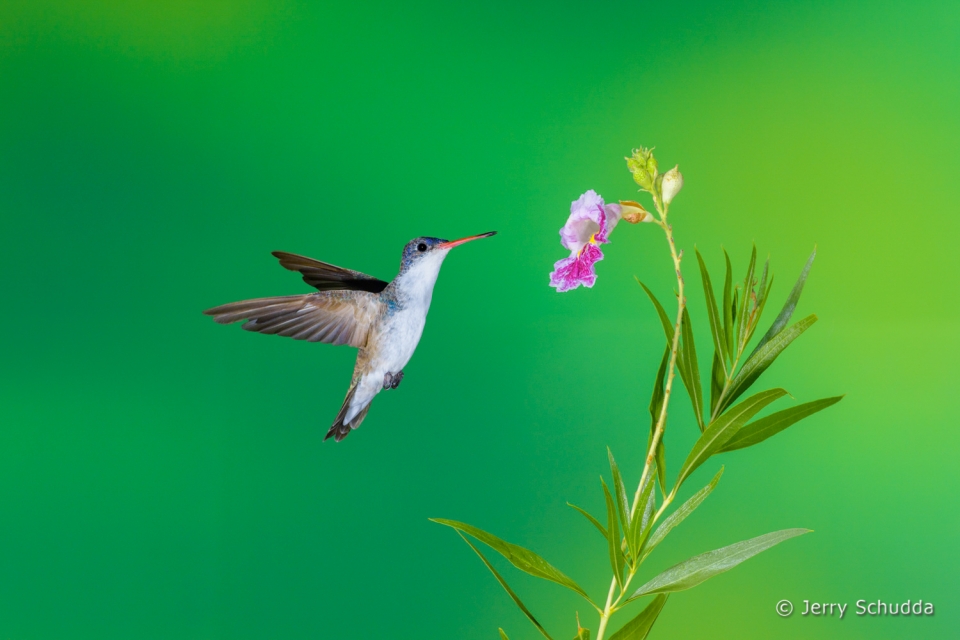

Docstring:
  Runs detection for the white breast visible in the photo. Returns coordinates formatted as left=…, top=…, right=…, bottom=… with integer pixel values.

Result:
left=344, top=249, right=450, bottom=424
left=384, top=305, right=431, bottom=366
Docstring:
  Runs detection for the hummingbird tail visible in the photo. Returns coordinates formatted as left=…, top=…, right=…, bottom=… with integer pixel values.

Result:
left=325, top=384, right=371, bottom=442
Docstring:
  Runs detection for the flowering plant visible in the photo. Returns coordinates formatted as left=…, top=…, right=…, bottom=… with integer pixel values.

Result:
left=433, top=147, right=842, bottom=639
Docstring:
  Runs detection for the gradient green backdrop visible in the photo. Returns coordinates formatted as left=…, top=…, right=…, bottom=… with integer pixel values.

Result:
left=1, top=1, right=958, bottom=638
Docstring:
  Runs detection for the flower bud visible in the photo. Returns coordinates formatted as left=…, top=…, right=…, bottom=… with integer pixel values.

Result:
left=661, top=165, right=683, bottom=205
left=645, top=154, right=658, bottom=176
left=619, top=200, right=654, bottom=223
left=625, top=147, right=658, bottom=192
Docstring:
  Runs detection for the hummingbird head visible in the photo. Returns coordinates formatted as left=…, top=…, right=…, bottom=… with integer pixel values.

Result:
left=394, top=232, right=497, bottom=301
left=399, top=232, right=497, bottom=271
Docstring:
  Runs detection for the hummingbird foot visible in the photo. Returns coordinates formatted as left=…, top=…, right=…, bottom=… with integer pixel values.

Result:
left=383, top=371, right=404, bottom=390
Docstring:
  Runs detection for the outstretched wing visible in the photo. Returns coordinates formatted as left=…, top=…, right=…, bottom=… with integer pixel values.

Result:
left=203, top=291, right=381, bottom=347
left=272, top=251, right=389, bottom=293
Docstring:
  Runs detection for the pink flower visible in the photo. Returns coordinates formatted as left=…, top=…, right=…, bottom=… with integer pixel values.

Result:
left=549, top=190, right=622, bottom=292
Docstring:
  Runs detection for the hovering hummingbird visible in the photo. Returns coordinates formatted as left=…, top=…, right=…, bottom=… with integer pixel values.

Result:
left=203, top=232, right=496, bottom=442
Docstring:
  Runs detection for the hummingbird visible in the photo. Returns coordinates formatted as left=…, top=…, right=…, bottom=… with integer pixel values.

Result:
left=203, top=231, right=496, bottom=442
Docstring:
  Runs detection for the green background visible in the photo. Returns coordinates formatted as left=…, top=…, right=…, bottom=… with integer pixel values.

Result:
left=1, top=1, right=958, bottom=638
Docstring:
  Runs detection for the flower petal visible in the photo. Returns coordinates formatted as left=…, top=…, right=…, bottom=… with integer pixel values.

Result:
left=560, top=190, right=606, bottom=253
left=549, top=244, right=604, bottom=292
left=597, top=203, right=622, bottom=243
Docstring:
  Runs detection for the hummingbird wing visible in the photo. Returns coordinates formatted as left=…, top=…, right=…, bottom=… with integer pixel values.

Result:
left=203, top=291, right=381, bottom=347
left=272, top=251, right=389, bottom=293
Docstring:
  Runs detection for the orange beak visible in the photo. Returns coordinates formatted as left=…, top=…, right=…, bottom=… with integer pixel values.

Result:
left=437, top=231, right=497, bottom=250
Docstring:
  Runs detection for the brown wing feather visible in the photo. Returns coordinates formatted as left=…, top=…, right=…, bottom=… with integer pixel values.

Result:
left=203, top=292, right=381, bottom=348
left=272, top=251, right=389, bottom=293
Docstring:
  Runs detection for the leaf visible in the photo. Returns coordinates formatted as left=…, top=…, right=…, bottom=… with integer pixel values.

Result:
left=574, top=627, right=591, bottom=640
left=568, top=503, right=608, bottom=540
left=431, top=519, right=591, bottom=602
left=500, top=630, right=510, bottom=640
left=722, top=249, right=734, bottom=360
left=602, top=478, right=625, bottom=588
left=751, top=247, right=815, bottom=357
left=709, top=351, right=725, bottom=416
left=757, top=257, right=770, bottom=307
left=696, top=249, right=729, bottom=367
left=729, top=287, right=739, bottom=356
left=642, top=468, right=723, bottom=563
left=641, top=282, right=702, bottom=431
left=627, top=529, right=811, bottom=600
left=648, top=346, right=670, bottom=424
left=654, top=437, right=666, bottom=499
left=720, top=396, right=844, bottom=452
left=455, top=533, right=555, bottom=640
left=720, top=315, right=817, bottom=412
left=630, top=466, right=657, bottom=556
left=648, top=346, right=670, bottom=494
left=744, top=258, right=771, bottom=346
left=678, top=307, right=704, bottom=431
left=640, top=474, right=656, bottom=535
left=608, top=448, right=633, bottom=558
left=637, top=279, right=674, bottom=343
left=608, top=594, right=668, bottom=640
left=676, top=389, right=787, bottom=488
left=637, top=488, right=657, bottom=559
left=736, top=245, right=757, bottom=353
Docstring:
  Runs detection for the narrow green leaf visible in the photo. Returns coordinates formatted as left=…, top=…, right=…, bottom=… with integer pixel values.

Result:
left=696, top=249, right=729, bottom=367
left=500, top=629, right=510, bottom=640
left=648, top=346, right=669, bottom=494
left=608, top=594, right=668, bottom=640
left=751, top=247, right=815, bottom=356
left=639, top=476, right=656, bottom=539
left=676, top=389, right=787, bottom=488
left=679, top=307, right=704, bottom=431
left=642, top=468, right=723, bottom=563
left=637, top=279, right=674, bottom=343
left=627, top=529, right=811, bottom=600
left=736, top=245, right=757, bottom=353
left=608, top=449, right=633, bottom=557
left=649, top=345, right=669, bottom=424
left=709, top=351, right=725, bottom=416
left=722, top=249, right=734, bottom=360
left=729, top=287, right=739, bottom=357
left=757, top=257, right=770, bottom=306
left=720, top=396, right=843, bottom=452
left=602, top=479, right=624, bottom=588
left=745, top=258, right=771, bottom=346
left=431, top=519, right=591, bottom=602
left=454, top=532, right=554, bottom=640
left=568, top=503, right=608, bottom=540
left=630, top=467, right=657, bottom=556
left=637, top=486, right=657, bottom=559
left=749, top=273, right=774, bottom=348
left=721, top=315, right=817, bottom=412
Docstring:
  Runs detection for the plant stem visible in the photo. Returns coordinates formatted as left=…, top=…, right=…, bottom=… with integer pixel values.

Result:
left=594, top=206, right=685, bottom=640
left=596, top=580, right=618, bottom=639
left=634, top=216, right=684, bottom=507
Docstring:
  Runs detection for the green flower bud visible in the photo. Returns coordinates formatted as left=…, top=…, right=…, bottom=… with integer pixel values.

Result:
left=625, top=147, right=658, bottom=192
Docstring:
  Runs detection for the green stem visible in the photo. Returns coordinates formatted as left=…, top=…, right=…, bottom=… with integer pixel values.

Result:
left=596, top=580, right=618, bottom=639
left=595, top=204, right=684, bottom=640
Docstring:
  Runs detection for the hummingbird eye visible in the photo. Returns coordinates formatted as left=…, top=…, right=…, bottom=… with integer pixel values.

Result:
left=417, top=243, right=427, bottom=252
